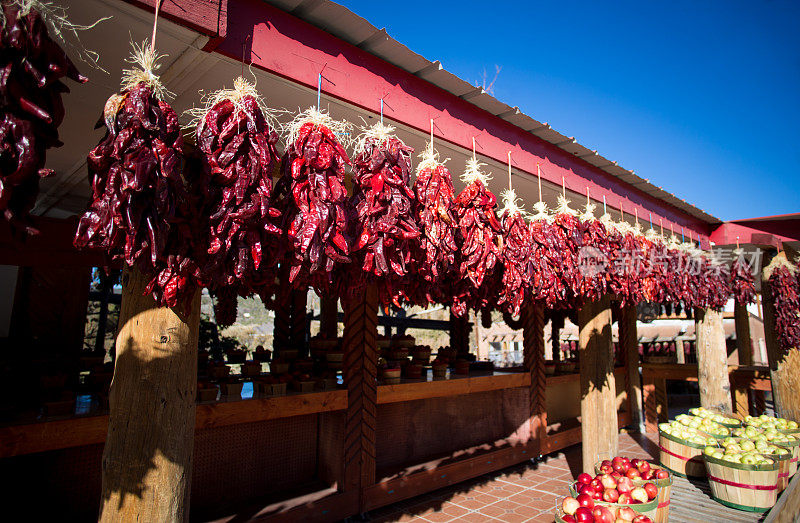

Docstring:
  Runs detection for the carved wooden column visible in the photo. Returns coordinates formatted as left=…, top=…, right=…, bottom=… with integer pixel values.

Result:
left=342, top=285, right=378, bottom=510
left=619, top=304, right=643, bottom=431
left=523, top=302, right=547, bottom=454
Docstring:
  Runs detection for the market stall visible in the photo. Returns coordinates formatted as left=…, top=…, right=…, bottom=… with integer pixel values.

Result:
left=0, top=0, right=798, bottom=522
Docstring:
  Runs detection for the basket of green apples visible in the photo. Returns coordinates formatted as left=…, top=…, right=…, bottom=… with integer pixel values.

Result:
left=702, top=443, right=778, bottom=511
left=744, top=414, right=800, bottom=434
left=689, top=407, right=742, bottom=428
left=722, top=437, right=792, bottom=491
left=658, top=421, right=719, bottom=478
left=735, top=425, right=799, bottom=477
left=674, top=413, right=731, bottom=438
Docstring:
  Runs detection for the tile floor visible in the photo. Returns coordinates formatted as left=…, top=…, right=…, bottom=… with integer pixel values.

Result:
left=362, top=433, right=657, bottom=523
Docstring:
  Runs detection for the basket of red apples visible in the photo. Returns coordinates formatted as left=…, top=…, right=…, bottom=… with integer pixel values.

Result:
left=568, top=469, right=659, bottom=520
left=556, top=495, right=654, bottom=523
left=595, top=456, right=673, bottom=522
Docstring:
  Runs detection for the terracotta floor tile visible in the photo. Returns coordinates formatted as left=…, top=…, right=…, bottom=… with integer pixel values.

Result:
left=454, top=512, right=498, bottom=523
left=524, top=511, right=557, bottom=522
left=477, top=504, right=509, bottom=518
left=423, top=511, right=456, bottom=523
left=505, top=492, right=535, bottom=505
left=455, top=496, right=495, bottom=511
left=491, top=511, right=529, bottom=523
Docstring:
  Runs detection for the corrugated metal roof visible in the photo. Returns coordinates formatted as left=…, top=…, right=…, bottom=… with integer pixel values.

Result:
left=266, top=0, right=720, bottom=224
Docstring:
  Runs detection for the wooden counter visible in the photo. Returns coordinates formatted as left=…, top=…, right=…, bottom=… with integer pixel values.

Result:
left=377, top=370, right=529, bottom=404
left=0, top=388, right=347, bottom=458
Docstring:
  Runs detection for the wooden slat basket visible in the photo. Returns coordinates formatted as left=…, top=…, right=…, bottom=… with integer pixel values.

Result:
left=657, top=428, right=710, bottom=478
left=776, top=439, right=798, bottom=478
left=703, top=454, right=778, bottom=512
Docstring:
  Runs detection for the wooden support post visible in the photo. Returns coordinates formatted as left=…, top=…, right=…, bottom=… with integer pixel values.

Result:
left=763, top=257, right=800, bottom=421
left=676, top=339, right=685, bottom=364
left=551, top=311, right=564, bottom=362
left=290, top=289, right=308, bottom=354
left=734, top=301, right=753, bottom=366
left=449, top=310, right=469, bottom=355
left=100, top=267, right=201, bottom=522
left=620, top=305, right=643, bottom=431
left=342, top=285, right=378, bottom=509
left=579, top=296, right=618, bottom=472
left=523, top=302, right=547, bottom=454
left=695, top=308, right=733, bottom=413
left=320, top=295, right=338, bottom=338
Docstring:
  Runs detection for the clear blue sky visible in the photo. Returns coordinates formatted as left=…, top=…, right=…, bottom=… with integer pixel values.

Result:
left=340, top=0, right=800, bottom=222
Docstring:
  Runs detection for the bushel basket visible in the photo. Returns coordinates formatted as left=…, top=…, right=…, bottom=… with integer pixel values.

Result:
left=593, top=461, right=673, bottom=523
left=569, top=481, right=658, bottom=520
left=703, top=454, right=778, bottom=512
left=657, top=428, right=709, bottom=478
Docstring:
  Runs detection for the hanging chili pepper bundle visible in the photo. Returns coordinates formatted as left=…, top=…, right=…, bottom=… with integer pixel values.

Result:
left=451, top=158, right=502, bottom=316
left=0, top=1, right=90, bottom=230
left=730, top=248, right=757, bottom=304
left=548, top=194, right=582, bottom=307
left=575, top=199, right=610, bottom=303
left=348, top=123, right=419, bottom=306
left=764, top=255, right=800, bottom=351
left=275, top=107, right=351, bottom=295
left=74, top=44, right=199, bottom=308
left=496, top=189, right=530, bottom=316
left=527, top=201, right=561, bottom=307
left=193, top=77, right=282, bottom=307
left=410, top=144, right=458, bottom=305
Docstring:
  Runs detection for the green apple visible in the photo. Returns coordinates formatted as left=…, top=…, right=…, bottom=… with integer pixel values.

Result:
left=741, top=440, right=756, bottom=452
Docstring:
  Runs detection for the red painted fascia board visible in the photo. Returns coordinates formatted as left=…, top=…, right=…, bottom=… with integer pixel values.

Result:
left=122, top=0, right=228, bottom=50
left=708, top=222, right=795, bottom=248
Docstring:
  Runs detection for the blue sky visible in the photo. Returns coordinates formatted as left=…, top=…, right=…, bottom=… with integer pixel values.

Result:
left=340, top=0, right=800, bottom=222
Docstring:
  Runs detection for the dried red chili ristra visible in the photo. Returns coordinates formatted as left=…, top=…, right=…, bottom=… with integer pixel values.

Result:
left=0, top=3, right=87, bottom=231
left=765, top=259, right=800, bottom=352
left=496, top=189, right=530, bottom=316
left=75, top=52, right=200, bottom=309
left=450, top=159, right=502, bottom=317
left=195, top=79, right=282, bottom=306
left=527, top=202, right=561, bottom=308
left=547, top=195, right=583, bottom=308
left=348, top=125, right=419, bottom=307
left=410, top=148, right=458, bottom=306
left=730, top=249, right=757, bottom=305
left=274, top=109, right=351, bottom=296
left=574, top=203, right=610, bottom=304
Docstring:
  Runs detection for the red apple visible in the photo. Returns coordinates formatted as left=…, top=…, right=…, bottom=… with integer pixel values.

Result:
left=612, top=456, right=629, bottom=474
left=600, top=460, right=614, bottom=474
left=626, top=468, right=641, bottom=480
left=618, top=493, right=632, bottom=504
left=592, top=506, right=615, bottom=523
left=603, top=488, right=620, bottom=503
left=655, top=469, right=669, bottom=480
left=617, top=477, right=634, bottom=494
left=636, top=460, right=651, bottom=475
left=577, top=472, right=593, bottom=485
left=632, top=517, right=653, bottom=523
left=617, top=506, right=637, bottom=521
left=575, top=507, right=594, bottom=523
left=562, top=496, right=580, bottom=515
left=600, top=474, right=618, bottom=490
left=641, top=470, right=653, bottom=480
left=591, top=489, right=603, bottom=500
left=643, top=482, right=658, bottom=500
left=611, top=471, right=623, bottom=479
left=578, top=483, right=595, bottom=496
left=630, top=487, right=649, bottom=503
left=630, top=458, right=641, bottom=468
left=576, top=493, right=595, bottom=509
left=561, top=516, right=576, bottom=523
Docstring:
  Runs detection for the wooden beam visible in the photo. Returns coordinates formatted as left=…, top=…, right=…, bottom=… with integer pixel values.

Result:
left=578, top=295, right=618, bottom=472
left=342, top=285, right=378, bottom=510
left=377, top=373, right=529, bottom=404
left=695, top=308, right=733, bottom=413
left=734, top=301, right=753, bottom=366
left=523, top=302, right=547, bottom=453
left=99, top=267, right=201, bottom=522
left=619, top=304, right=643, bottom=431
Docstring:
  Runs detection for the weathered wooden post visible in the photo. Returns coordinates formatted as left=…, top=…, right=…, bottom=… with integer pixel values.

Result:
left=342, top=285, right=378, bottom=510
left=579, top=295, right=618, bottom=472
left=694, top=308, right=733, bottom=413
left=734, top=302, right=753, bottom=366
left=522, top=302, right=547, bottom=453
left=100, top=267, right=201, bottom=522
left=762, top=253, right=800, bottom=421
left=619, top=304, right=643, bottom=431
left=320, top=295, right=339, bottom=338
